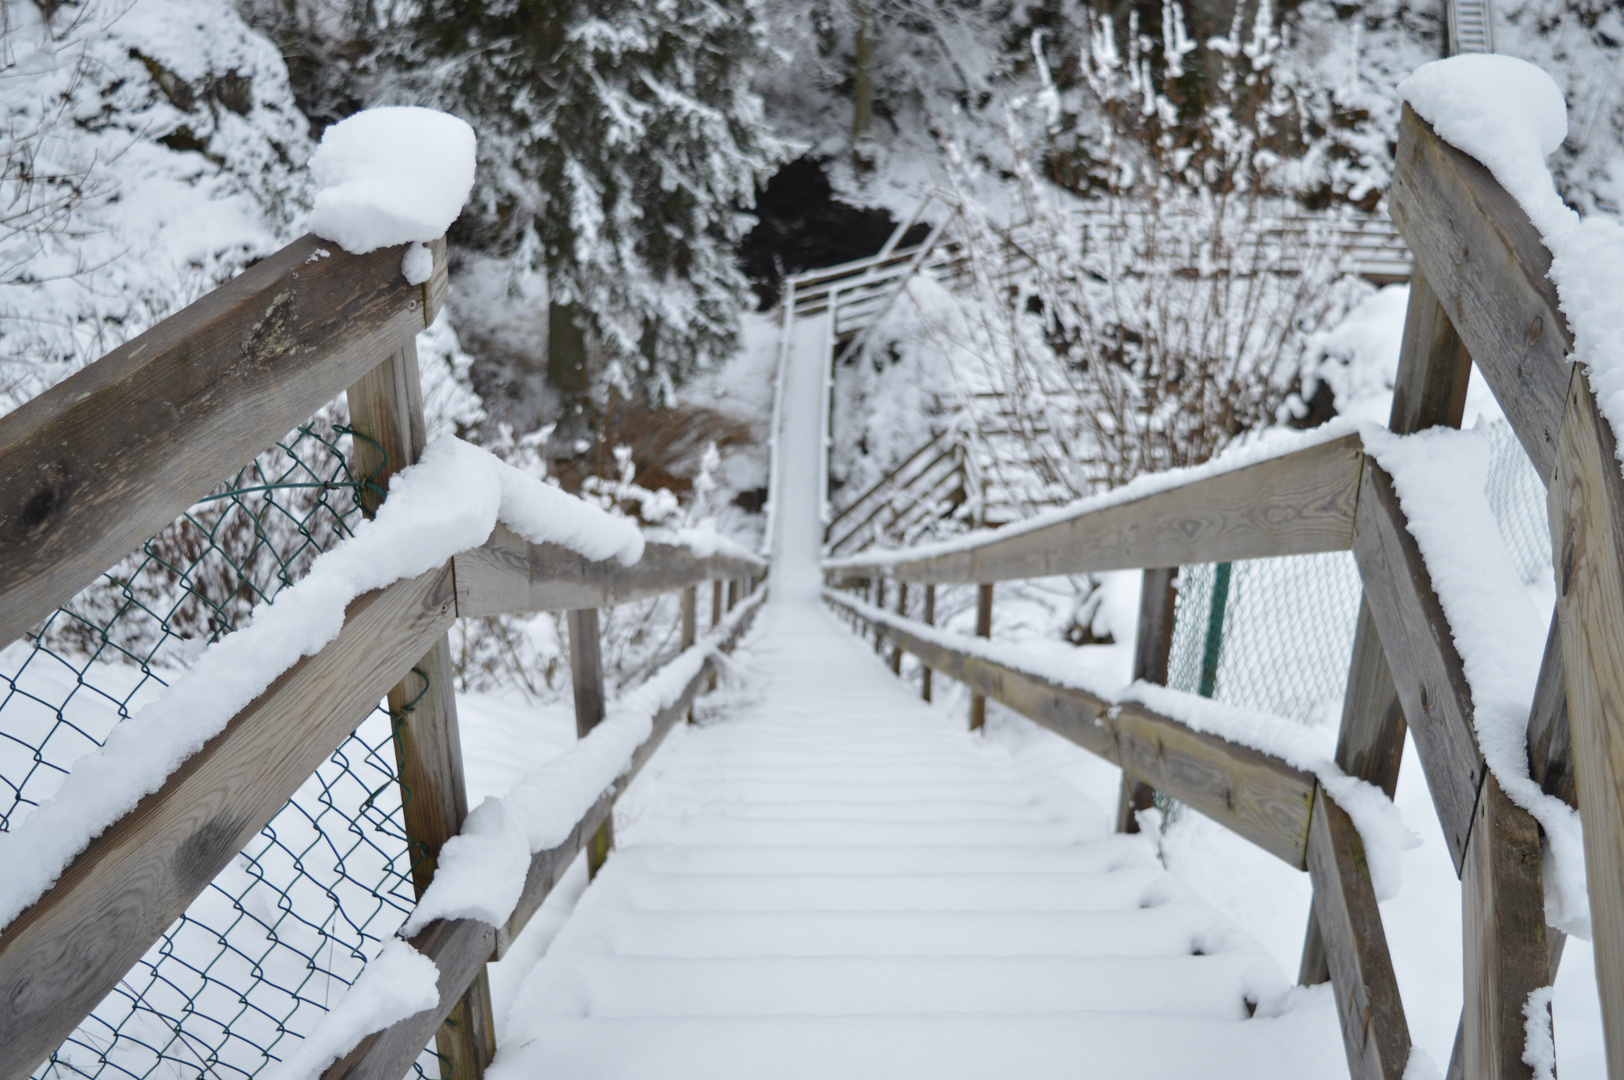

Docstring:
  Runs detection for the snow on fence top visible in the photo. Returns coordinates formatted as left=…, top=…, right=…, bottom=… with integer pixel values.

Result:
left=1400, top=56, right=1624, bottom=475
left=308, top=106, right=477, bottom=283
left=0, top=437, right=642, bottom=937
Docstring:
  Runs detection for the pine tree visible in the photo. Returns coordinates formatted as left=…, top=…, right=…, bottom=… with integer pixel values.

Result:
left=393, top=0, right=788, bottom=410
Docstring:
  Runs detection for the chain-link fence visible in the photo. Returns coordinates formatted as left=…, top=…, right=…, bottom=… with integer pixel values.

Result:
left=1, top=417, right=439, bottom=1079
left=1166, top=419, right=1549, bottom=725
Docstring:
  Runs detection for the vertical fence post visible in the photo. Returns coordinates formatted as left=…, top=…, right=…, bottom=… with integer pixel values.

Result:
left=727, top=578, right=739, bottom=612
left=710, top=579, right=724, bottom=691
left=344, top=338, right=496, bottom=1079
left=681, top=585, right=697, bottom=722
left=1117, top=567, right=1178, bottom=834
left=891, top=582, right=908, bottom=674
left=970, top=583, right=993, bottom=730
left=874, top=578, right=886, bottom=653
left=921, top=585, right=935, bottom=701
left=567, top=607, right=612, bottom=877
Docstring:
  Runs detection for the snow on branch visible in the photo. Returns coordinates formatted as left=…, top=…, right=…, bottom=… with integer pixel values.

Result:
left=308, top=107, right=476, bottom=284
left=1400, top=56, right=1624, bottom=475
left=0, top=437, right=641, bottom=937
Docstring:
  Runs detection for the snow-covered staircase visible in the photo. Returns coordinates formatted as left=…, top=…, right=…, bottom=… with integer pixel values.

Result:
left=487, top=601, right=1343, bottom=1079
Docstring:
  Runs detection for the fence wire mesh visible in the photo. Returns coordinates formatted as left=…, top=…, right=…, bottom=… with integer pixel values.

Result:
left=1166, top=418, right=1549, bottom=724
left=1, top=417, right=439, bottom=1079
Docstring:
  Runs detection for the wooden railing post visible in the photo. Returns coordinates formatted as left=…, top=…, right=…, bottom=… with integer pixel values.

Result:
left=345, top=337, right=495, bottom=1079
left=727, top=577, right=739, bottom=612
left=892, top=582, right=908, bottom=674
left=567, top=607, right=612, bottom=877
left=1117, top=568, right=1176, bottom=834
left=921, top=585, right=935, bottom=701
left=874, top=578, right=886, bottom=653
left=681, top=585, right=697, bottom=721
left=970, top=583, right=993, bottom=730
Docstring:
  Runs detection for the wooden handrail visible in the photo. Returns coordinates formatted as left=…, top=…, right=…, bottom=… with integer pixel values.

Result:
left=823, top=590, right=1319, bottom=866
left=826, top=433, right=1365, bottom=584
left=453, top=525, right=768, bottom=617
left=0, top=235, right=448, bottom=653
left=324, top=588, right=767, bottom=1080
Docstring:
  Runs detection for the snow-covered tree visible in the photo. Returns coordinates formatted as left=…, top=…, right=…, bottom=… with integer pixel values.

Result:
left=384, top=0, right=789, bottom=411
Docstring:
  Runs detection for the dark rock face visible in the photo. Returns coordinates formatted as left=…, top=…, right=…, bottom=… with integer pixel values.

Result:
left=738, top=157, right=928, bottom=310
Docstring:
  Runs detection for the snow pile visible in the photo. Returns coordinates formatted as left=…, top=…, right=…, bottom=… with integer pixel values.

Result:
left=401, top=587, right=764, bottom=936
left=1400, top=57, right=1624, bottom=476
left=1364, top=426, right=1589, bottom=937
left=827, top=588, right=1417, bottom=899
left=0, top=438, right=642, bottom=936
left=1403, top=1049, right=1444, bottom=1080
left=261, top=938, right=439, bottom=1080
left=825, top=418, right=1363, bottom=574
left=308, top=107, right=477, bottom=283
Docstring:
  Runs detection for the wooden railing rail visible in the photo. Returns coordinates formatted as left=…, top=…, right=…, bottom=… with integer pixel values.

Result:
left=821, top=96, right=1624, bottom=1074
left=0, top=227, right=769, bottom=1080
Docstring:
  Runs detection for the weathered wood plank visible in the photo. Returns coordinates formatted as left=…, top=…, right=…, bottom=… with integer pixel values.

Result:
left=1111, top=702, right=1317, bottom=868
left=1549, top=366, right=1624, bottom=1076
left=1306, top=793, right=1411, bottom=1080
left=1527, top=610, right=1577, bottom=810
left=566, top=607, right=612, bottom=878
left=1390, top=106, right=1570, bottom=481
left=1352, top=462, right=1485, bottom=871
left=1302, top=267, right=1469, bottom=989
left=0, top=565, right=457, bottom=1079
left=1461, top=774, right=1549, bottom=1080
left=823, top=591, right=1316, bottom=866
left=346, top=342, right=492, bottom=1078
left=920, top=584, right=935, bottom=702
left=453, top=525, right=766, bottom=617
left=0, top=235, right=445, bottom=652
left=832, top=435, right=1364, bottom=585
left=1117, top=567, right=1177, bottom=835
left=970, top=583, right=993, bottom=731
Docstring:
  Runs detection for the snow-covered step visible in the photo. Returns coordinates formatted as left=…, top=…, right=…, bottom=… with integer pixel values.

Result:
left=551, top=905, right=1233, bottom=959
left=616, top=840, right=1154, bottom=876
left=666, top=797, right=1055, bottom=823
left=623, top=816, right=1097, bottom=847
left=680, top=779, right=1039, bottom=804
left=526, top=954, right=1269, bottom=1020
left=488, top=1012, right=1344, bottom=1080
left=588, top=867, right=1167, bottom=912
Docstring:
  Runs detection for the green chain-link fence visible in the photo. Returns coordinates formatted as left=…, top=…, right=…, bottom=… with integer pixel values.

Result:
left=1166, top=418, right=1549, bottom=723
left=1, top=417, right=440, bottom=1079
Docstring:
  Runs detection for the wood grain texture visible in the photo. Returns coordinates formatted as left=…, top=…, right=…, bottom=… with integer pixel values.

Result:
left=1390, top=105, right=1571, bottom=482
left=0, top=234, right=444, bottom=652
left=1111, top=702, right=1316, bottom=868
left=837, top=435, right=1364, bottom=585
left=823, top=592, right=1316, bottom=866
left=1307, top=792, right=1411, bottom=1080
left=1526, top=610, right=1577, bottom=810
left=1118, top=567, right=1177, bottom=835
left=920, top=584, right=935, bottom=702
left=970, top=583, right=992, bottom=731
left=0, top=566, right=457, bottom=1079
left=1352, top=462, right=1484, bottom=871
left=347, top=339, right=491, bottom=1077
left=1549, top=367, right=1624, bottom=1077
left=1461, top=774, right=1548, bottom=1080
left=454, top=526, right=766, bottom=617
left=1302, top=267, right=1470, bottom=990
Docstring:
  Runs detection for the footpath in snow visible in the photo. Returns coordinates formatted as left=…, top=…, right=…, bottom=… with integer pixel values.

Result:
left=485, top=313, right=1346, bottom=1077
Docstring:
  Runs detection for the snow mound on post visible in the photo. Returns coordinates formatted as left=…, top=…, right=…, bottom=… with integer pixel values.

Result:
left=1400, top=57, right=1624, bottom=476
left=308, top=107, right=476, bottom=283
